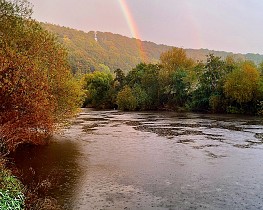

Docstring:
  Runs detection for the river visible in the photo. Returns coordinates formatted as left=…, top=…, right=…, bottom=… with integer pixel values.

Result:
left=11, top=109, right=263, bottom=209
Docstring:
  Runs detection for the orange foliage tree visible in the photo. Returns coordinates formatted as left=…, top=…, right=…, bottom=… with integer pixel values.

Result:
left=0, top=0, right=83, bottom=152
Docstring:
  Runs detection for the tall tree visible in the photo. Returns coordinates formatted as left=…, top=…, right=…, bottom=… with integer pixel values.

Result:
left=0, top=0, right=83, bottom=152
left=190, top=54, right=227, bottom=112
left=159, top=48, right=195, bottom=108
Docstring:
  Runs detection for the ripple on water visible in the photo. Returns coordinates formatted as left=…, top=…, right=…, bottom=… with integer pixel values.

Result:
left=12, top=109, right=263, bottom=209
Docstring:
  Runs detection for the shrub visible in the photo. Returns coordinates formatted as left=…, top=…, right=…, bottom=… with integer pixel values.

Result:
left=0, top=165, right=25, bottom=210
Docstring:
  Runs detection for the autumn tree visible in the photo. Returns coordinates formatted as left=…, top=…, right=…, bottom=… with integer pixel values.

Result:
left=160, top=47, right=194, bottom=72
left=224, top=61, right=260, bottom=105
left=0, top=0, right=84, bottom=152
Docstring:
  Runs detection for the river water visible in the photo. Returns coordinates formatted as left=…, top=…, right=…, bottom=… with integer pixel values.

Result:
left=12, top=109, right=263, bottom=209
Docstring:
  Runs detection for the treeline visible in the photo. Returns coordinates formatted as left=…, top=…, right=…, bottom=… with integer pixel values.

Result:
left=0, top=0, right=84, bottom=153
left=83, top=48, right=263, bottom=115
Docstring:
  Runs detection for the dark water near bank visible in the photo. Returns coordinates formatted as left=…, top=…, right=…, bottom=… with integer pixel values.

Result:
left=12, top=109, right=263, bottom=209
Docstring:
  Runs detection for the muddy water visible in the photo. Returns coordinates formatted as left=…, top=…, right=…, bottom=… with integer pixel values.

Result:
left=12, top=109, right=263, bottom=209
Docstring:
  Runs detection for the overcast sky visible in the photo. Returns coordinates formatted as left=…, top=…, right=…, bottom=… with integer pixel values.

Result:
left=29, top=0, right=263, bottom=54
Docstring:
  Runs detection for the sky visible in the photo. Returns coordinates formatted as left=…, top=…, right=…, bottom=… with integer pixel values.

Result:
left=29, top=0, right=263, bottom=54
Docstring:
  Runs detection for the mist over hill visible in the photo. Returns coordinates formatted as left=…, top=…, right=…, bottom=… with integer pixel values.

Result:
left=42, top=23, right=263, bottom=74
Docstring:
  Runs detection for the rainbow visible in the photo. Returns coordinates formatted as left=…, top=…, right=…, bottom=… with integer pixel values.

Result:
left=183, top=2, right=203, bottom=49
left=117, top=0, right=147, bottom=62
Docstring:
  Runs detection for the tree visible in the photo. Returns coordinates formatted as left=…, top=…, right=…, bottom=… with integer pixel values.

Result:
left=159, top=47, right=194, bottom=72
left=159, top=48, right=195, bottom=108
left=113, top=68, right=126, bottom=91
left=202, top=54, right=226, bottom=94
left=190, top=54, right=227, bottom=112
left=170, top=70, right=190, bottom=106
left=132, top=85, right=150, bottom=110
left=258, top=62, right=263, bottom=75
left=141, top=64, right=160, bottom=109
left=125, top=63, right=146, bottom=87
left=0, top=0, right=83, bottom=152
left=116, top=86, right=137, bottom=111
left=83, top=71, right=113, bottom=108
left=124, top=63, right=160, bottom=110
left=224, top=61, right=260, bottom=104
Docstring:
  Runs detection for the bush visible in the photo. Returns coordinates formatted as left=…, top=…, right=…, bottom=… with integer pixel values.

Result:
left=0, top=165, right=25, bottom=210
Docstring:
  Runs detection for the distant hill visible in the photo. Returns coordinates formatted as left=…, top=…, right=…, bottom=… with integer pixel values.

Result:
left=42, top=23, right=263, bottom=74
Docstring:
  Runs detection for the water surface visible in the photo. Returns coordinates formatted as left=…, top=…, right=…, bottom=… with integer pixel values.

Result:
left=13, top=109, right=263, bottom=209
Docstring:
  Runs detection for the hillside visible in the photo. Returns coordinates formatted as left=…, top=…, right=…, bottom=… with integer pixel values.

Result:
left=42, top=23, right=263, bottom=74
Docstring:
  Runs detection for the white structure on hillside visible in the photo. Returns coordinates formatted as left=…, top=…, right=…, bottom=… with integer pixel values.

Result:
left=94, top=31, right=98, bottom=42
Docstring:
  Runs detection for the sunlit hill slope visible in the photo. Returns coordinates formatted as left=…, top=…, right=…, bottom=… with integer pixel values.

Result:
left=42, top=23, right=263, bottom=74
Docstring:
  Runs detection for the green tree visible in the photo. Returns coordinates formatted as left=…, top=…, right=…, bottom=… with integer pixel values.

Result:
left=113, top=68, right=126, bottom=90
left=132, top=85, right=150, bottom=110
left=116, top=85, right=137, bottom=111
left=84, top=71, right=113, bottom=108
left=190, top=54, right=227, bottom=112
left=224, top=61, right=260, bottom=104
left=141, top=64, right=160, bottom=109
left=125, top=63, right=146, bottom=87
left=170, top=70, right=190, bottom=106
left=202, top=54, right=226, bottom=94
left=125, top=63, right=160, bottom=110
left=159, top=48, right=195, bottom=108
left=258, top=62, right=263, bottom=75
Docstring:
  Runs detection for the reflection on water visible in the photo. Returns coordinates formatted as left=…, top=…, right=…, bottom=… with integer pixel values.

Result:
left=10, top=138, right=82, bottom=209
left=11, top=109, right=263, bottom=209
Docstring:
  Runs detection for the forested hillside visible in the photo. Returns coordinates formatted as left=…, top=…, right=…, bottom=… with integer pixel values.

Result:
left=42, top=23, right=170, bottom=74
left=42, top=23, right=263, bottom=74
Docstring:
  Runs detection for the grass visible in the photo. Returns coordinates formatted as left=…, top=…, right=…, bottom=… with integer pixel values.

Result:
left=0, top=160, right=25, bottom=210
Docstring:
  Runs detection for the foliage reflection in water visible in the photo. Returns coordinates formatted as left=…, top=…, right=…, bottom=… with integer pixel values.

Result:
left=10, top=138, right=82, bottom=209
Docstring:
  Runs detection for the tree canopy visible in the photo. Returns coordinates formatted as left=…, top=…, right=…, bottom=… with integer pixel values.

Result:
left=83, top=47, right=263, bottom=115
left=224, top=62, right=260, bottom=104
left=0, top=0, right=84, bottom=152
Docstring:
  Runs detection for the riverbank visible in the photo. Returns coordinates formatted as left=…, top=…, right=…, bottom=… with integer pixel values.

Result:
left=0, top=114, right=80, bottom=209
left=2, top=145, right=63, bottom=210
left=0, top=158, right=24, bottom=209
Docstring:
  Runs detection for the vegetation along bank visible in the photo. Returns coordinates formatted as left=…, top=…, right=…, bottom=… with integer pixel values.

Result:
left=0, top=0, right=83, bottom=208
left=84, top=48, right=263, bottom=115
